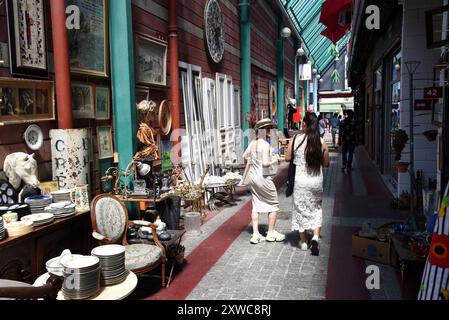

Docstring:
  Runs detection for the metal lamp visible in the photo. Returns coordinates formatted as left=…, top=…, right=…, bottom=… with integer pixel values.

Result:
left=281, top=27, right=292, bottom=38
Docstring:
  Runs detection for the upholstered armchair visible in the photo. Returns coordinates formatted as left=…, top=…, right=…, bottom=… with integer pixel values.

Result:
left=90, top=194, right=166, bottom=287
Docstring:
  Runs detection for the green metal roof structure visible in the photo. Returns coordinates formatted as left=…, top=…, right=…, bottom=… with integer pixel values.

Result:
left=281, top=0, right=351, bottom=73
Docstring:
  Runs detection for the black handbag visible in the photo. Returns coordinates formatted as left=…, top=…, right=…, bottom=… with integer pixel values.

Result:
left=286, top=135, right=305, bottom=197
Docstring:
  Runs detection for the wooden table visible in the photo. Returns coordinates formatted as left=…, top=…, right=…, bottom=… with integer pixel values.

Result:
left=33, top=271, right=138, bottom=300
left=0, top=211, right=91, bottom=283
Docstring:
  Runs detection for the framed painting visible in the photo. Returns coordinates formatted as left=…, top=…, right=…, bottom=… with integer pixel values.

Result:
left=95, top=86, right=110, bottom=120
left=0, top=79, right=55, bottom=124
left=135, top=34, right=167, bottom=86
left=72, top=82, right=95, bottom=119
left=97, top=126, right=114, bottom=159
left=6, top=0, right=48, bottom=78
left=39, top=181, right=59, bottom=196
left=269, top=80, right=278, bottom=125
left=161, top=139, right=172, bottom=172
left=66, top=0, right=109, bottom=77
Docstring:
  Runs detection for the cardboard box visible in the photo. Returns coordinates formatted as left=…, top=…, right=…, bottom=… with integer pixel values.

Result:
left=352, top=234, right=397, bottom=266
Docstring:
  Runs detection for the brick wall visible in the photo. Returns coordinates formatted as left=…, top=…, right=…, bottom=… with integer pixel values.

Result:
left=131, top=0, right=296, bottom=122
left=0, top=0, right=297, bottom=189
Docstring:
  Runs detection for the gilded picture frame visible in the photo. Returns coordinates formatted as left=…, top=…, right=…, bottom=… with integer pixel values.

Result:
left=135, top=34, right=167, bottom=87
left=0, top=78, right=55, bottom=124
left=97, top=126, right=114, bottom=160
left=66, top=0, right=110, bottom=77
left=6, top=0, right=48, bottom=78
left=72, top=82, right=95, bottom=119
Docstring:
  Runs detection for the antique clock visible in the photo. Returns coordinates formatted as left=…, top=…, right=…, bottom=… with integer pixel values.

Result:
left=204, top=0, right=225, bottom=64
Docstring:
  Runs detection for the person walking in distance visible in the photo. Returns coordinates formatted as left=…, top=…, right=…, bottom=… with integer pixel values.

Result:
left=285, top=113, right=330, bottom=256
left=243, top=119, right=285, bottom=244
left=318, top=114, right=326, bottom=138
left=338, top=109, right=357, bottom=172
left=329, top=113, right=341, bottom=148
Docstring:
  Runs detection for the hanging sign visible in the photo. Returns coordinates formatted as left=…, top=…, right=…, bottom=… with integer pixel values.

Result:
left=414, top=99, right=433, bottom=111
left=424, top=87, right=443, bottom=99
left=50, top=129, right=91, bottom=190
left=299, top=64, right=312, bottom=81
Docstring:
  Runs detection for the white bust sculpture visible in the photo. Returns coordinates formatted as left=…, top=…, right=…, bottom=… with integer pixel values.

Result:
left=3, top=152, right=40, bottom=190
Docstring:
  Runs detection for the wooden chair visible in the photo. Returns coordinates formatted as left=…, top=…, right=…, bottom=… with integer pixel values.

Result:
left=90, top=194, right=166, bottom=287
left=0, top=275, right=63, bottom=300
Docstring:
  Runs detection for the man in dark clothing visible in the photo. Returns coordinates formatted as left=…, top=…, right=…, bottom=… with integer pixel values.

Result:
left=338, top=110, right=357, bottom=172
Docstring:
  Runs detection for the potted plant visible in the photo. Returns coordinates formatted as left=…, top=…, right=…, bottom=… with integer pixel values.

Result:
left=392, top=129, right=410, bottom=173
left=423, top=130, right=438, bottom=142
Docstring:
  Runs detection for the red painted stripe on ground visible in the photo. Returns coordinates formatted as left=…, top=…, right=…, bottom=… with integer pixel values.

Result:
left=326, top=226, right=371, bottom=300
left=146, top=166, right=289, bottom=300
left=147, top=200, right=253, bottom=300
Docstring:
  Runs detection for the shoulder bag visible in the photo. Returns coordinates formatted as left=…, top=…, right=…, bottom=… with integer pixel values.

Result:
left=240, top=142, right=254, bottom=187
left=286, top=135, right=306, bottom=197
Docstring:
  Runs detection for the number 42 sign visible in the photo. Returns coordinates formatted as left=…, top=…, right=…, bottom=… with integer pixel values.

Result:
left=424, top=87, right=442, bottom=99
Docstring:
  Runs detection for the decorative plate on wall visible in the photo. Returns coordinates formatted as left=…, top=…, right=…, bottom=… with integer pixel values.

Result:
left=0, top=180, right=18, bottom=206
left=204, top=0, right=225, bottom=64
left=24, top=124, right=44, bottom=151
left=158, top=100, right=172, bottom=136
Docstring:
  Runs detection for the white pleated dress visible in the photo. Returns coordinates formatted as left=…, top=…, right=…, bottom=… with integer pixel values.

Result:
left=244, top=140, right=280, bottom=213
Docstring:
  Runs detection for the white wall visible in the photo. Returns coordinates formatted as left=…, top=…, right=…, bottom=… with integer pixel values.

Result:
left=399, top=0, right=443, bottom=194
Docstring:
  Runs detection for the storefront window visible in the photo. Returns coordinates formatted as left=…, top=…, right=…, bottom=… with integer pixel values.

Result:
left=390, top=51, right=401, bottom=184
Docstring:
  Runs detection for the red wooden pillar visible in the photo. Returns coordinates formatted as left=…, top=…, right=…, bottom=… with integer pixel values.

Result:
left=169, top=0, right=180, bottom=140
left=50, top=0, right=73, bottom=129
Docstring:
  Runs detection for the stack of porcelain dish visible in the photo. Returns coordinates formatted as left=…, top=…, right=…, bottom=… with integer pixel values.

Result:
left=45, top=257, right=64, bottom=276
left=0, top=217, right=5, bottom=240
left=5, top=221, right=33, bottom=237
left=21, top=213, right=55, bottom=227
left=44, top=202, right=76, bottom=219
left=91, top=245, right=127, bottom=286
left=45, top=250, right=72, bottom=276
left=25, top=195, right=53, bottom=214
left=61, top=255, right=101, bottom=300
left=51, top=190, right=72, bottom=203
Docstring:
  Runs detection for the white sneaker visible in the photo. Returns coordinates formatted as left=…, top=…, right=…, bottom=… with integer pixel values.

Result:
left=299, top=242, right=308, bottom=251
left=266, top=230, right=286, bottom=242
left=250, top=233, right=266, bottom=244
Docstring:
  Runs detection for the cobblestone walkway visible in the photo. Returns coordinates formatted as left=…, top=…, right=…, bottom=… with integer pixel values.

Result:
left=187, top=148, right=338, bottom=300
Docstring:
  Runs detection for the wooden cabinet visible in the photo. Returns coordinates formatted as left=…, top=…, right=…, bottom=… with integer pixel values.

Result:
left=0, top=211, right=91, bottom=284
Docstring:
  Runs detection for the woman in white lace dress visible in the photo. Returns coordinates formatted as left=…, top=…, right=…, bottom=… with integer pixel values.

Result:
left=285, top=113, right=330, bottom=255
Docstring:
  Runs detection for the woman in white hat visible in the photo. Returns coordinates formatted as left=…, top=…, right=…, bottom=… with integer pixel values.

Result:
left=243, top=119, right=285, bottom=244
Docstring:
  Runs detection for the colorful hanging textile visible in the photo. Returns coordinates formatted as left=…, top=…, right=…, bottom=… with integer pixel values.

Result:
left=419, top=183, right=449, bottom=300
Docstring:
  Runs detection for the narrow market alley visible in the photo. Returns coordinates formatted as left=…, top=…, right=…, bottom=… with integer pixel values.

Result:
left=124, top=134, right=408, bottom=300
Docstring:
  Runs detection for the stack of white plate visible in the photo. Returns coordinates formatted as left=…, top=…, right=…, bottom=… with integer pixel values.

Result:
left=0, top=217, right=5, bottom=240
left=25, top=195, right=53, bottom=214
left=51, top=190, right=72, bottom=203
left=44, top=202, right=76, bottom=219
left=91, top=245, right=127, bottom=286
left=61, top=255, right=101, bottom=300
left=21, top=213, right=55, bottom=227
left=5, top=221, right=33, bottom=237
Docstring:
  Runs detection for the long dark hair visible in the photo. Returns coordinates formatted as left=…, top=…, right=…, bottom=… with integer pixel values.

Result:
left=303, top=112, right=322, bottom=175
